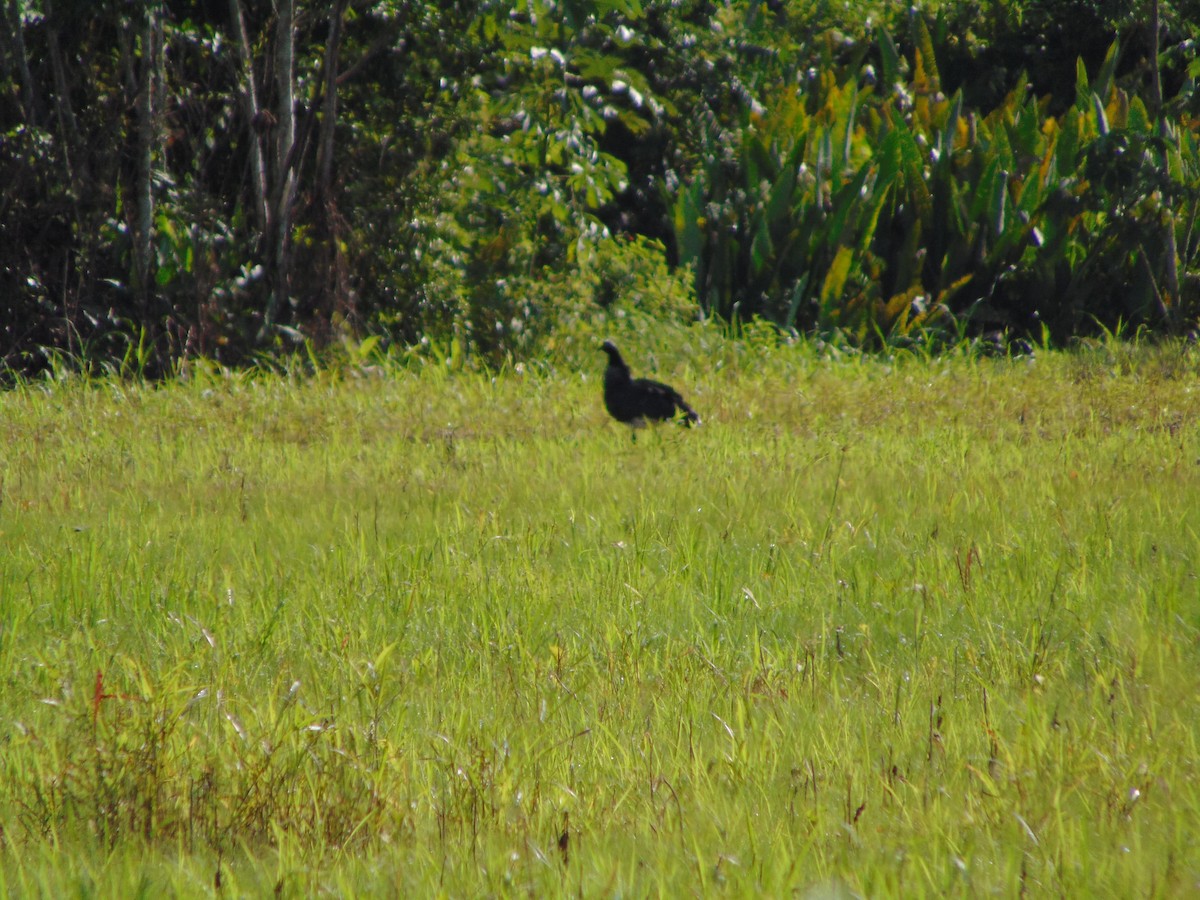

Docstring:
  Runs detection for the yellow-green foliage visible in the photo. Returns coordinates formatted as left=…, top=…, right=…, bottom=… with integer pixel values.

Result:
left=2, top=336, right=1199, bottom=895
left=673, top=20, right=1200, bottom=341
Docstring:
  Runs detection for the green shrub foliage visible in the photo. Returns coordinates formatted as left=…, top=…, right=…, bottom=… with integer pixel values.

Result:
left=1, top=0, right=1197, bottom=374
left=668, top=10, right=1200, bottom=344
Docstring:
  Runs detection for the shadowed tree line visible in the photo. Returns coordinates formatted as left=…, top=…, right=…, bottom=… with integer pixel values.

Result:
left=1, top=0, right=1198, bottom=377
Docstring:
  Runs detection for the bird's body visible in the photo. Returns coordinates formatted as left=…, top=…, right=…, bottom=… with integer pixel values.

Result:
left=600, top=340, right=700, bottom=430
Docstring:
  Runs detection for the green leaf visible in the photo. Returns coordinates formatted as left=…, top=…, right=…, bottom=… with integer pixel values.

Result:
left=854, top=169, right=894, bottom=254
left=1056, top=109, right=1081, bottom=172
left=841, top=87, right=859, bottom=168
left=744, top=132, right=774, bottom=189
left=1126, top=96, right=1150, bottom=134
left=616, top=109, right=650, bottom=136
left=970, top=157, right=1001, bottom=222
left=821, top=245, right=854, bottom=307
left=1167, top=146, right=1184, bottom=184
left=1074, top=57, right=1090, bottom=108
left=1091, top=92, right=1109, bottom=136
left=374, top=641, right=397, bottom=672
left=878, top=30, right=902, bottom=89
left=764, top=141, right=804, bottom=232
left=750, top=219, right=771, bottom=275
left=875, top=127, right=903, bottom=188
left=784, top=272, right=810, bottom=330
left=574, top=50, right=625, bottom=82
left=894, top=123, right=932, bottom=224
left=1093, top=38, right=1120, bottom=103
left=357, top=335, right=382, bottom=359
left=816, top=127, right=833, bottom=188
left=672, top=181, right=706, bottom=269
left=990, top=168, right=1008, bottom=237
left=909, top=12, right=940, bottom=94
left=826, top=162, right=876, bottom=249
left=1009, top=94, right=1041, bottom=158
left=938, top=90, right=963, bottom=160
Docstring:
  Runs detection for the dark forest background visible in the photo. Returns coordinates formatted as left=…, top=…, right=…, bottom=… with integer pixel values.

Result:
left=2, top=0, right=1198, bottom=377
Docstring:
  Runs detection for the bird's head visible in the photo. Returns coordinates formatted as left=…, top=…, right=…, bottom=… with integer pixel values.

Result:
left=600, top=340, right=626, bottom=365
left=600, top=340, right=629, bottom=376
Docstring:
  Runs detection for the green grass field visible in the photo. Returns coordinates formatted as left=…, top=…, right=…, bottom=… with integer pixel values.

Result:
left=2, top=337, right=1199, bottom=896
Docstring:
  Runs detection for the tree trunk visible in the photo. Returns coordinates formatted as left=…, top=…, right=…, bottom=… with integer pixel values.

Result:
left=228, top=0, right=269, bottom=237
left=133, top=1, right=163, bottom=310
left=1148, top=0, right=1163, bottom=120
left=262, top=0, right=297, bottom=338
left=43, top=0, right=82, bottom=177
left=2, top=0, right=39, bottom=124
left=316, top=0, right=347, bottom=201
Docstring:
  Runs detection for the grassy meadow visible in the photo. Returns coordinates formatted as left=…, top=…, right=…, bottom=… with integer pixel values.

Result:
left=2, top=336, right=1199, bottom=896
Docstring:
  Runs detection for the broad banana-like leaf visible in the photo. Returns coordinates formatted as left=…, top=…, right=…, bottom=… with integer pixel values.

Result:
left=1093, top=39, right=1121, bottom=106
left=821, top=245, right=855, bottom=309
left=878, top=29, right=902, bottom=91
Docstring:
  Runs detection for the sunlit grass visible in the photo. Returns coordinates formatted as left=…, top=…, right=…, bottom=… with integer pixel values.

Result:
left=2, top=336, right=1199, bottom=896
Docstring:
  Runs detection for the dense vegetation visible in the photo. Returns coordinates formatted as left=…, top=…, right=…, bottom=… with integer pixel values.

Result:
left=2, top=336, right=1199, bottom=893
left=2, top=0, right=1198, bottom=376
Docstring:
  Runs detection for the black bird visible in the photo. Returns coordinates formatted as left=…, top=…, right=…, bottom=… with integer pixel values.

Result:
left=600, top=340, right=700, bottom=432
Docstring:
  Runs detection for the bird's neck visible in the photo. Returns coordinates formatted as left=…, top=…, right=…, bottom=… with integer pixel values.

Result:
left=605, top=363, right=631, bottom=385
